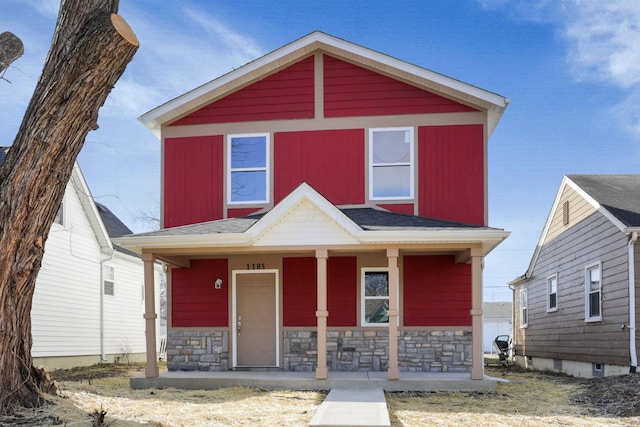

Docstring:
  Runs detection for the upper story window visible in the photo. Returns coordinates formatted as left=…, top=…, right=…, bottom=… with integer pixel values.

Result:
left=547, top=274, right=558, bottom=312
left=585, top=261, right=602, bottom=322
left=369, top=127, right=414, bottom=200
left=520, top=288, right=528, bottom=328
left=103, top=265, right=115, bottom=296
left=227, top=133, right=270, bottom=204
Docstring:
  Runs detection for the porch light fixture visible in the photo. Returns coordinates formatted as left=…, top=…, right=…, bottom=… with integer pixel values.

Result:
left=214, top=278, right=222, bottom=289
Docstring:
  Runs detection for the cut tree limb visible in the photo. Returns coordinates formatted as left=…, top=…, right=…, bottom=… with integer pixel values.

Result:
left=0, top=32, right=24, bottom=74
left=0, top=0, right=138, bottom=412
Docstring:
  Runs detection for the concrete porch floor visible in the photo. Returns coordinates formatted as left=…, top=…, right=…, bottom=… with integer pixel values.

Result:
left=131, top=370, right=505, bottom=392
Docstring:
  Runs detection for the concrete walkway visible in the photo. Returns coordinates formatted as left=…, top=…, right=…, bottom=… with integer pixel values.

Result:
left=309, top=388, right=390, bottom=427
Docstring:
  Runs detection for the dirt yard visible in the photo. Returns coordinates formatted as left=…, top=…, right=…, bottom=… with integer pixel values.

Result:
left=1, top=362, right=639, bottom=426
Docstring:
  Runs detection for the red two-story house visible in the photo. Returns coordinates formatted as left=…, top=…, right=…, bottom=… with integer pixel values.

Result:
left=116, top=32, right=509, bottom=382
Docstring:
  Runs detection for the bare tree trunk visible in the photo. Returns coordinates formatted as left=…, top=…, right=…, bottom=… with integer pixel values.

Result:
left=0, top=0, right=137, bottom=412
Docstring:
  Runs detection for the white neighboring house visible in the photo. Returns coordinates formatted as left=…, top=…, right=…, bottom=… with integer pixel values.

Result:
left=0, top=147, right=161, bottom=370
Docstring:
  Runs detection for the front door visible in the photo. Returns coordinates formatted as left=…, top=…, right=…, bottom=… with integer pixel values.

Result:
left=234, top=270, right=278, bottom=367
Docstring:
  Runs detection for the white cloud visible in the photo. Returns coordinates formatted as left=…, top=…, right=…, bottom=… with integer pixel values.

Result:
left=563, top=1, right=640, bottom=88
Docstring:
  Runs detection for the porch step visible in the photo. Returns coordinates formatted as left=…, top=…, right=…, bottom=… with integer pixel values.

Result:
left=309, top=388, right=390, bottom=427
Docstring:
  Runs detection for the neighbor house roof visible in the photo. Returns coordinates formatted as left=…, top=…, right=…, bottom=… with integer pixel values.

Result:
left=511, top=174, right=640, bottom=284
left=567, top=174, right=640, bottom=228
left=140, top=31, right=509, bottom=138
left=96, top=202, right=140, bottom=258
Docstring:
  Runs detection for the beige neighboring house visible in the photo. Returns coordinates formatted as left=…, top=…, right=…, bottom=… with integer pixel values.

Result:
left=482, top=302, right=512, bottom=353
left=1, top=147, right=162, bottom=369
left=510, top=175, right=640, bottom=378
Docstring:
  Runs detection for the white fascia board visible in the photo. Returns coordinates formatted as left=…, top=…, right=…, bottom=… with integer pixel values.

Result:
left=315, top=32, right=508, bottom=108
left=70, top=163, right=113, bottom=254
left=356, top=229, right=510, bottom=255
left=139, top=31, right=508, bottom=134
left=113, top=232, right=252, bottom=252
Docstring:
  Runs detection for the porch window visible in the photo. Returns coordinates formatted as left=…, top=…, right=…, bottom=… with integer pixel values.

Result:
left=362, top=268, right=389, bottom=326
left=227, top=133, right=269, bottom=204
left=585, top=262, right=602, bottom=322
left=520, top=288, right=528, bottom=328
left=547, top=274, right=558, bottom=312
left=369, top=127, right=414, bottom=200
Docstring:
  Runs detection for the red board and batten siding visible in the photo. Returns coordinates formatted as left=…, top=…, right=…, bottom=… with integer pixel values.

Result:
left=323, top=55, right=477, bottom=118
left=283, top=257, right=357, bottom=327
left=164, top=136, right=224, bottom=228
left=403, top=255, right=471, bottom=326
left=418, top=124, right=485, bottom=226
left=170, top=56, right=315, bottom=126
left=172, top=259, right=229, bottom=327
left=274, top=130, right=365, bottom=205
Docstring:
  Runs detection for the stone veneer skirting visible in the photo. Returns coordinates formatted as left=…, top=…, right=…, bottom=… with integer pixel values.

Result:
left=167, top=330, right=229, bottom=371
left=284, top=329, right=473, bottom=373
left=167, top=329, right=472, bottom=372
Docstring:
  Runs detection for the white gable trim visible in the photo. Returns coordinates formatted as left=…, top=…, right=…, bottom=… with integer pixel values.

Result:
left=70, top=163, right=113, bottom=255
left=247, top=182, right=363, bottom=240
left=140, top=31, right=509, bottom=137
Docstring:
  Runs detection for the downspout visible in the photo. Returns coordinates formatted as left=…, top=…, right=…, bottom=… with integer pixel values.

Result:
left=100, top=252, right=115, bottom=362
left=629, top=231, right=638, bottom=373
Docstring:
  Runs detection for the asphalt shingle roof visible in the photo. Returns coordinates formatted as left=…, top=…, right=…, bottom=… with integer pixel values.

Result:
left=568, top=174, right=640, bottom=228
left=125, top=208, right=494, bottom=238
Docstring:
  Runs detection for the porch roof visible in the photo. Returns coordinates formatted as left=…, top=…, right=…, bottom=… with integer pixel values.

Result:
left=114, top=183, right=509, bottom=260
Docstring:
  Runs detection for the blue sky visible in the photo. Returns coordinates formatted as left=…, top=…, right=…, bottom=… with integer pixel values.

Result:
left=2, top=1, right=639, bottom=301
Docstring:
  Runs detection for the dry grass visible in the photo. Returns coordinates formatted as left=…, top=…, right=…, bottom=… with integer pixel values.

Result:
left=1, top=362, right=639, bottom=426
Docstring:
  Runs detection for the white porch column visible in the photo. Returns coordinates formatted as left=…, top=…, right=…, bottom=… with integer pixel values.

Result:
left=142, top=253, right=159, bottom=378
left=315, top=249, right=329, bottom=379
left=470, top=247, right=484, bottom=380
left=387, top=248, right=400, bottom=380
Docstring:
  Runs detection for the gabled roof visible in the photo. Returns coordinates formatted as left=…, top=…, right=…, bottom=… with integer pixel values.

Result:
left=96, top=202, right=141, bottom=257
left=114, top=182, right=509, bottom=256
left=140, top=31, right=509, bottom=137
left=512, top=174, right=640, bottom=283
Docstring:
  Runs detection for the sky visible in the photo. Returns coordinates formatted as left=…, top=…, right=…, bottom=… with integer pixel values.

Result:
left=2, top=0, right=639, bottom=302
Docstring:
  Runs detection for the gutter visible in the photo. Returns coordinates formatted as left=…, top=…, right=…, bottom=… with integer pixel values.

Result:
left=628, top=231, right=638, bottom=373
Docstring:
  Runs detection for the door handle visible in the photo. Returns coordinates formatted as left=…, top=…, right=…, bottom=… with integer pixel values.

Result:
left=237, top=316, right=242, bottom=333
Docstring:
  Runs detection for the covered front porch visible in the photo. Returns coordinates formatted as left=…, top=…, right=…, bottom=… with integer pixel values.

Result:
left=114, top=183, right=509, bottom=386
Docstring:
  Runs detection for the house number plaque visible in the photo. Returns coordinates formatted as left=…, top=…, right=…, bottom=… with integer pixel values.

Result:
left=246, top=263, right=266, bottom=270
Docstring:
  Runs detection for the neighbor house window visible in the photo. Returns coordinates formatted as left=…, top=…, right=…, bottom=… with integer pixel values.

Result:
left=227, top=133, right=269, bottom=204
left=103, top=265, right=115, bottom=296
left=369, top=127, right=414, bottom=200
left=362, top=268, right=390, bottom=326
left=585, top=262, right=602, bottom=322
left=53, top=199, right=65, bottom=226
left=547, top=274, right=558, bottom=312
left=520, top=289, right=528, bottom=328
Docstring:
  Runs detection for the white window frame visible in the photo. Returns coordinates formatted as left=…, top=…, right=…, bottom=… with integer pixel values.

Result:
left=103, top=265, right=115, bottom=296
left=361, top=267, right=393, bottom=327
left=585, top=261, right=602, bottom=322
left=227, top=133, right=270, bottom=205
left=546, top=274, right=558, bottom=312
left=520, top=288, right=528, bottom=328
left=368, top=127, right=414, bottom=201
